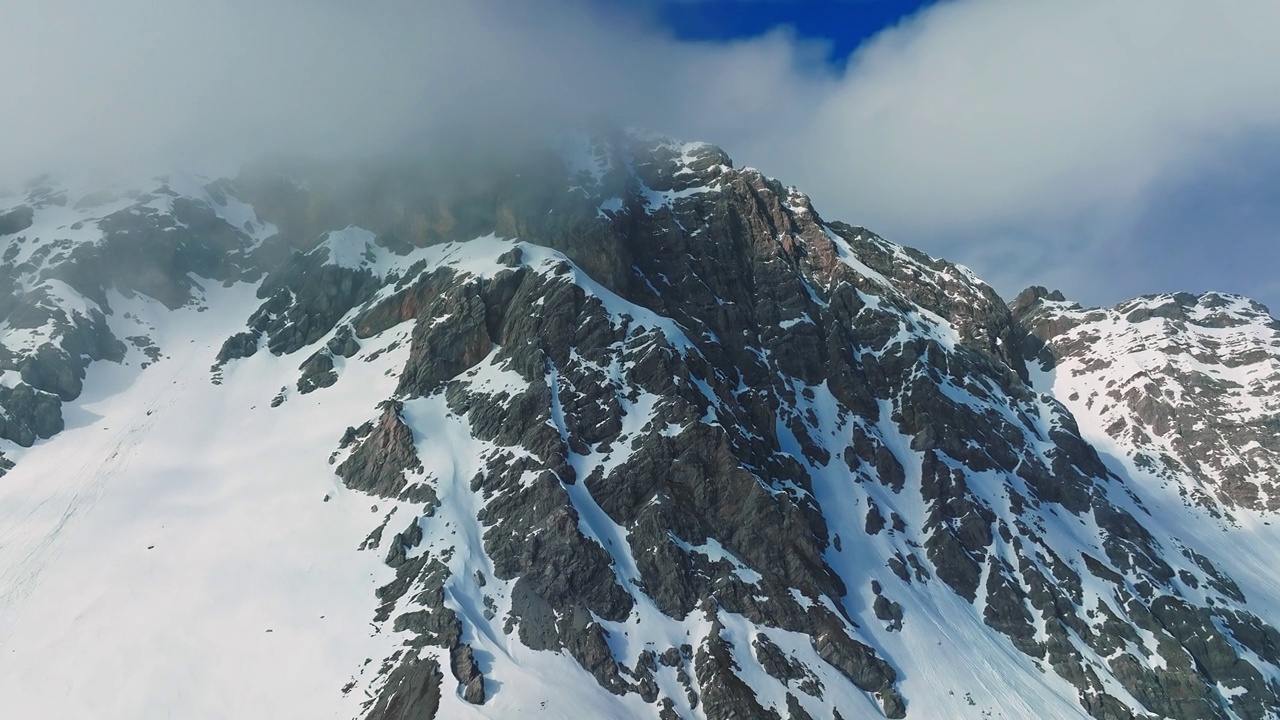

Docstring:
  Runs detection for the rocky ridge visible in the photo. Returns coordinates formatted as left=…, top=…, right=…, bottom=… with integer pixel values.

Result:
left=2, top=131, right=1280, bottom=719
left=0, top=173, right=275, bottom=456
left=1015, top=287, right=1280, bottom=514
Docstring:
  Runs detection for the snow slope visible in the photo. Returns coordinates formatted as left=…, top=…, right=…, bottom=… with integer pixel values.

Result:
left=0, top=284, right=401, bottom=718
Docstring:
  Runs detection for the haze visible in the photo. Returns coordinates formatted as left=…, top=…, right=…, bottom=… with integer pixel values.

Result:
left=5, top=0, right=1279, bottom=310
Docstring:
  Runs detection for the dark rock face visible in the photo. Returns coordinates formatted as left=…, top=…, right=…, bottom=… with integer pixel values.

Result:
left=870, top=582, right=903, bottom=633
left=93, top=197, right=251, bottom=310
left=292, top=133, right=1280, bottom=719
left=360, top=653, right=442, bottom=720
left=448, top=644, right=486, bottom=705
left=695, top=622, right=781, bottom=720
left=0, top=382, right=62, bottom=446
left=296, top=349, right=337, bottom=394
left=216, top=243, right=384, bottom=372
left=256, top=264, right=382, bottom=358
left=14, top=315, right=124, bottom=401
left=0, top=206, right=33, bottom=236
left=392, top=273, right=493, bottom=397
left=336, top=401, right=430, bottom=502
left=216, top=331, right=258, bottom=365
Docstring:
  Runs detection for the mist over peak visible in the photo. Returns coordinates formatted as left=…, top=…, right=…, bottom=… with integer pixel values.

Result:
left=7, top=0, right=1280, bottom=310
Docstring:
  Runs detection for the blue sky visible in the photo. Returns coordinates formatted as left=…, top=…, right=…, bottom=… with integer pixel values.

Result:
left=648, top=0, right=936, bottom=63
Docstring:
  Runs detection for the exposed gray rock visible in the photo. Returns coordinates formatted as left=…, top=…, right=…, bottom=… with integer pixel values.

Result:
left=216, top=331, right=258, bottom=364
left=253, top=258, right=383, bottom=357
left=871, top=583, right=903, bottom=633
left=327, top=325, right=362, bottom=358
left=336, top=401, right=429, bottom=502
left=695, top=620, right=780, bottom=720
left=0, top=206, right=33, bottom=236
left=1014, top=287, right=1280, bottom=513
left=449, top=644, right=486, bottom=705
left=0, top=382, right=62, bottom=446
left=297, top=349, right=337, bottom=394
left=361, top=652, right=442, bottom=720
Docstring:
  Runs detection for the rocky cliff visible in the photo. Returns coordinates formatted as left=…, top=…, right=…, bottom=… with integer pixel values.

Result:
left=2, top=132, right=1279, bottom=719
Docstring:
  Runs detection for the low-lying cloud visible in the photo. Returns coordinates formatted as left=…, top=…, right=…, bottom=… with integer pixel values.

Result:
left=0, top=0, right=824, bottom=180
left=5, top=0, right=1279, bottom=308
left=746, top=0, right=1280, bottom=308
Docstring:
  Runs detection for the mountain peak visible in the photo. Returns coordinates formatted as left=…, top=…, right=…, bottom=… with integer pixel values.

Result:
left=4, top=136, right=1280, bottom=720
left=1020, top=287, right=1280, bottom=513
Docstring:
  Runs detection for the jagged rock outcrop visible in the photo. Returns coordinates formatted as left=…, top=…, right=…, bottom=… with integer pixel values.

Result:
left=0, top=382, right=62, bottom=446
left=6, top=132, right=1280, bottom=720
left=336, top=400, right=432, bottom=503
left=361, top=652, right=443, bottom=720
left=0, top=206, right=33, bottom=237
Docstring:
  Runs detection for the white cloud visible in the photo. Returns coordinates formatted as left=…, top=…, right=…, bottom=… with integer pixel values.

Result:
left=815, top=1, right=1280, bottom=228
left=3, top=0, right=1278, bottom=307
left=732, top=0, right=1280, bottom=305
left=0, top=0, right=822, bottom=180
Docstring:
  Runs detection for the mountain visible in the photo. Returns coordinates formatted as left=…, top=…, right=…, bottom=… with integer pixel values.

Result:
left=1015, top=287, right=1280, bottom=515
left=2, top=131, right=1279, bottom=720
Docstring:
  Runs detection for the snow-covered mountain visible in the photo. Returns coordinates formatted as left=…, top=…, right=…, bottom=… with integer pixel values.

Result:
left=2, top=131, right=1279, bottom=720
left=1016, top=287, right=1280, bottom=515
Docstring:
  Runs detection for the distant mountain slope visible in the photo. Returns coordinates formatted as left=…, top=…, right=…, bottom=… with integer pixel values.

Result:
left=2, top=132, right=1280, bottom=720
left=1015, top=287, right=1280, bottom=514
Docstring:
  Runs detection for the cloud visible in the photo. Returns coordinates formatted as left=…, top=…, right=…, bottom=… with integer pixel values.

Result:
left=1, top=0, right=574, bottom=179
left=4, top=0, right=1279, bottom=308
left=812, top=2, right=1280, bottom=228
left=0, top=0, right=820, bottom=177
left=733, top=0, right=1280, bottom=307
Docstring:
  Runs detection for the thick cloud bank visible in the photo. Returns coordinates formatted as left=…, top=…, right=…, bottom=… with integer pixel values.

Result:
left=4, top=0, right=1278, bottom=307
